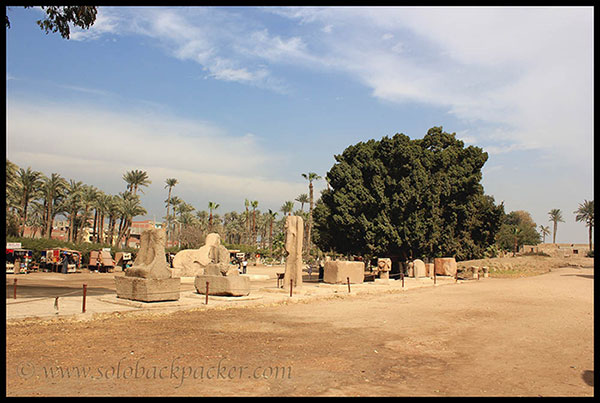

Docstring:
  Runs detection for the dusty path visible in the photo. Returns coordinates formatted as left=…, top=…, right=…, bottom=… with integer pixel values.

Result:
left=5, top=266, right=593, bottom=396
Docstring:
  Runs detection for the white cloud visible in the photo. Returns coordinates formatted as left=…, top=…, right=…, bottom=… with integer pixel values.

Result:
left=265, top=7, right=593, bottom=169
left=6, top=97, right=307, bottom=214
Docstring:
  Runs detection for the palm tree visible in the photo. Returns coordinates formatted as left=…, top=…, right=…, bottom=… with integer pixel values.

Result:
left=538, top=225, right=551, bottom=244
left=41, top=173, right=68, bottom=239
left=268, top=209, right=278, bottom=249
left=295, top=193, right=309, bottom=212
left=106, top=194, right=121, bottom=245
left=26, top=201, right=46, bottom=239
left=63, top=180, right=84, bottom=242
left=280, top=201, right=294, bottom=216
left=208, top=201, right=220, bottom=230
left=122, top=169, right=151, bottom=196
left=164, top=178, right=178, bottom=243
left=301, top=172, right=322, bottom=257
left=251, top=200, right=259, bottom=245
left=574, top=200, right=594, bottom=251
left=548, top=208, right=564, bottom=244
left=115, top=192, right=147, bottom=247
left=77, top=185, right=98, bottom=242
left=244, top=198, right=251, bottom=244
left=15, top=167, right=44, bottom=237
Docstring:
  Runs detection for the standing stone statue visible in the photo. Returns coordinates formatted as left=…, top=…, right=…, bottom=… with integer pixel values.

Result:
left=115, top=228, right=180, bottom=302
left=283, top=215, right=304, bottom=291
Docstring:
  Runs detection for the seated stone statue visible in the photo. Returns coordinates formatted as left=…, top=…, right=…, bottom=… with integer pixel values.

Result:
left=125, top=228, right=172, bottom=280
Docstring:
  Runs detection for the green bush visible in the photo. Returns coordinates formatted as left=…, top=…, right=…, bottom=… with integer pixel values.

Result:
left=587, top=250, right=594, bottom=258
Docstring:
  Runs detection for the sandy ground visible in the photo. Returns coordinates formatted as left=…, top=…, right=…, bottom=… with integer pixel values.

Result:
left=5, top=260, right=594, bottom=397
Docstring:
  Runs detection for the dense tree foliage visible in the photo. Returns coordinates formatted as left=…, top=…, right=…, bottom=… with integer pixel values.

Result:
left=6, top=6, right=98, bottom=39
left=313, top=127, right=504, bottom=261
left=495, top=210, right=541, bottom=253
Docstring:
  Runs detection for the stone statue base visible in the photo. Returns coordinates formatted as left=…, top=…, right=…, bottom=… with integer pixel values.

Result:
left=194, top=263, right=250, bottom=297
left=194, top=275, right=250, bottom=297
left=115, top=276, right=180, bottom=302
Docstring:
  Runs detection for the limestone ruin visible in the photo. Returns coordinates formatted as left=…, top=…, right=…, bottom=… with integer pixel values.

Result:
left=283, top=215, right=304, bottom=290
left=411, top=259, right=427, bottom=278
left=323, top=261, right=365, bottom=284
left=194, top=263, right=250, bottom=297
left=115, top=228, right=180, bottom=302
left=172, top=233, right=230, bottom=277
left=375, top=258, right=391, bottom=280
left=434, top=257, right=458, bottom=276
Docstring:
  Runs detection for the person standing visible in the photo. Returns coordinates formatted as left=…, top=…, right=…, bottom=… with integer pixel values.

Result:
left=242, top=258, right=248, bottom=274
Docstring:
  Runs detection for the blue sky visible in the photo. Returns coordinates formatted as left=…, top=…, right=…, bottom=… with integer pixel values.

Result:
left=6, top=6, right=594, bottom=244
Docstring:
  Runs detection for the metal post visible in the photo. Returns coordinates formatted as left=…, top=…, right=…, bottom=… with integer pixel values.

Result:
left=13, top=278, right=17, bottom=299
left=205, top=282, right=209, bottom=305
left=290, top=279, right=293, bottom=297
left=455, top=271, right=458, bottom=283
left=434, top=270, right=437, bottom=285
left=347, top=277, right=351, bottom=293
left=82, top=283, right=87, bottom=313
left=401, top=272, right=404, bottom=288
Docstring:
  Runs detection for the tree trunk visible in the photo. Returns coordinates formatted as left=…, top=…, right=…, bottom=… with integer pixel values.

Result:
left=553, top=221, right=557, bottom=244
left=45, top=193, right=53, bottom=239
left=589, top=226, right=593, bottom=251
left=306, top=182, right=314, bottom=258
left=20, top=196, right=29, bottom=237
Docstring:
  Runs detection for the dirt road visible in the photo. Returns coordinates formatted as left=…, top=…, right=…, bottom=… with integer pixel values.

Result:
left=5, top=266, right=593, bottom=396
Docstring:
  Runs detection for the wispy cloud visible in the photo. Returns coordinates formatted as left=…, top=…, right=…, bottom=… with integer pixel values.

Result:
left=68, top=7, right=593, bottom=169
left=6, top=97, right=305, bottom=212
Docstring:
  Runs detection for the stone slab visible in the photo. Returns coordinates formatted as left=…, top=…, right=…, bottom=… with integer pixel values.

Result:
left=195, top=275, right=251, bottom=297
left=323, top=261, right=365, bottom=284
left=115, top=276, right=181, bottom=302
left=434, top=257, right=458, bottom=276
left=412, top=259, right=427, bottom=278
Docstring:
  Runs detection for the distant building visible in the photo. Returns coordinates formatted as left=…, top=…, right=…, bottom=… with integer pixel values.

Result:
left=126, top=220, right=162, bottom=248
left=521, top=243, right=592, bottom=257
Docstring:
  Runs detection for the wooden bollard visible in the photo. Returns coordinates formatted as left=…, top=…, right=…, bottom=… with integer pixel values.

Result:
left=205, top=282, right=209, bottom=305
left=13, top=278, right=17, bottom=299
left=347, top=277, right=351, bottom=293
left=82, top=283, right=87, bottom=313
left=290, top=279, right=293, bottom=297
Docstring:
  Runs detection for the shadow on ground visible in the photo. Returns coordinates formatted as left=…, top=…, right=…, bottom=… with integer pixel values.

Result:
left=560, top=274, right=594, bottom=280
left=581, top=370, right=594, bottom=386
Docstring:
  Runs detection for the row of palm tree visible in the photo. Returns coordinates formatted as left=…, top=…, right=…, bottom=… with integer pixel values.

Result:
left=6, top=161, right=147, bottom=247
left=545, top=204, right=594, bottom=250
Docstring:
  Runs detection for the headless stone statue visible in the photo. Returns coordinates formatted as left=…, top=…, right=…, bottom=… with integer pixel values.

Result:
left=126, top=228, right=171, bottom=280
left=115, top=227, right=180, bottom=302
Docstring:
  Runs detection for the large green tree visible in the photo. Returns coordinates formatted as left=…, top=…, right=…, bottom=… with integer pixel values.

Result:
left=6, top=6, right=98, bottom=39
left=496, top=210, right=541, bottom=253
left=313, top=127, right=504, bottom=261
